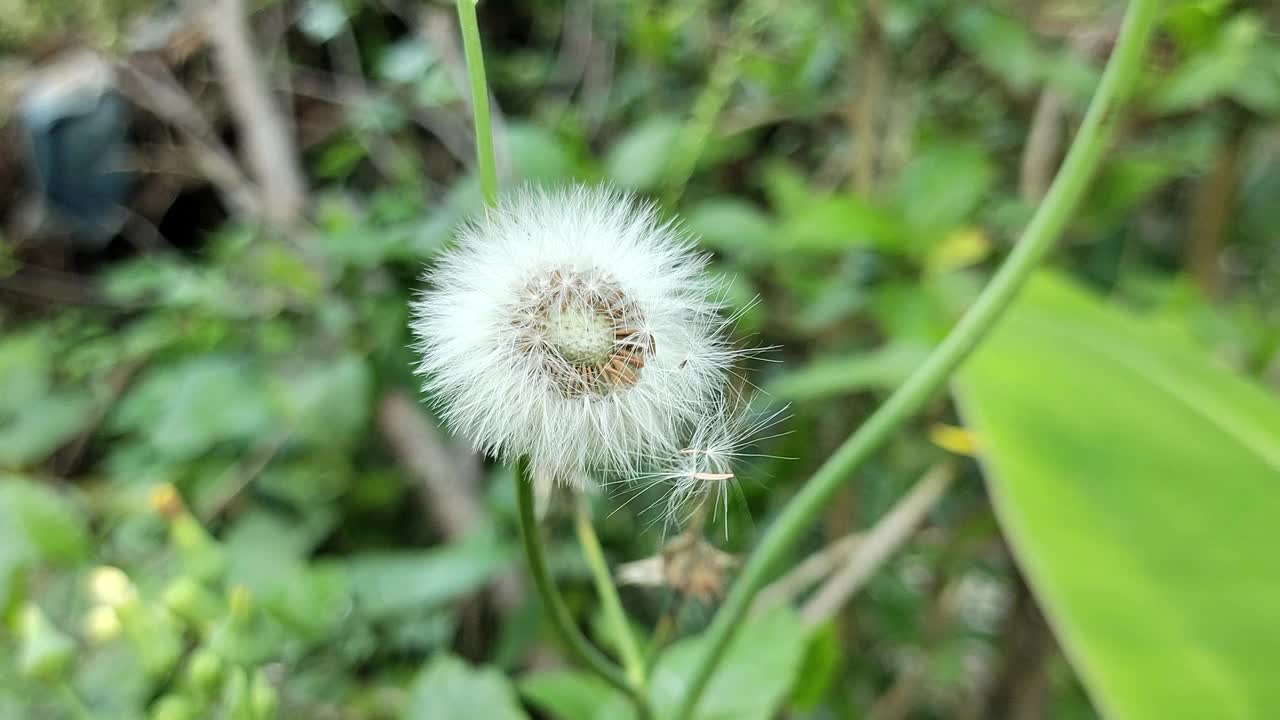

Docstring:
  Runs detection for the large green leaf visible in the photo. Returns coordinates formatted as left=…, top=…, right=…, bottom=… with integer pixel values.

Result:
left=953, top=274, right=1280, bottom=720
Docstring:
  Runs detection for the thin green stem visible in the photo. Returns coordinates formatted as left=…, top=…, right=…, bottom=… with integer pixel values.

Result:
left=455, top=0, right=498, bottom=207
left=514, top=460, right=647, bottom=713
left=670, top=2, right=1160, bottom=718
left=574, top=494, right=648, bottom=691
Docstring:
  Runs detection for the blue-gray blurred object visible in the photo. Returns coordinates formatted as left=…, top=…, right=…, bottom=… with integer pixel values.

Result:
left=19, top=51, right=133, bottom=246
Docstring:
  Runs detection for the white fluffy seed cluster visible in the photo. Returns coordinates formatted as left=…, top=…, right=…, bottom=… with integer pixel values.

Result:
left=412, top=185, right=752, bottom=488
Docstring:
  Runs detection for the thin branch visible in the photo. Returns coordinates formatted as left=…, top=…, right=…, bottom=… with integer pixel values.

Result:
left=377, top=391, right=523, bottom=613
left=799, top=463, right=954, bottom=625
left=197, top=0, right=307, bottom=225
left=115, top=59, right=264, bottom=219
left=1019, top=89, right=1065, bottom=203
left=751, top=532, right=861, bottom=616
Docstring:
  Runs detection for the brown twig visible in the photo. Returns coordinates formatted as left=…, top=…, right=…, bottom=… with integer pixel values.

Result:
left=799, top=463, right=955, bottom=625
left=1019, top=89, right=1066, bottom=203
left=1187, top=109, right=1247, bottom=298
left=115, top=59, right=264, bottom=219
left=376, top=391, right=523, bottom=613
left=751, top=532, right=861, bottom=616
left=850, top=0, right=887, bottom=196
left=197, top=0, right=307, bottom=226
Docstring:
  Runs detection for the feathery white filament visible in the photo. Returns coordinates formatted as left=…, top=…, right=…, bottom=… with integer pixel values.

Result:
left=411, top=185, right=740, bottom=487
left=644, top=393, right=790, bottom=532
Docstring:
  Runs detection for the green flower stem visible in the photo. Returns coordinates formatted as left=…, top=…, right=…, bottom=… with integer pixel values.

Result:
left=574, top=494, right=648, bottom=691
left=670, top=2, right=1160, bottom=718
left=514, top=460, right=647, bottom=713
left=455, top=0, right=498, bottom=207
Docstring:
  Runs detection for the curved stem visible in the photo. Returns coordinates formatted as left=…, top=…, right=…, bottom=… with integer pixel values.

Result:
left=514, top=460, right=647, bottom=711
left=670, top=2, right=1160, bottom=718
left=575, top=494, right=648, bottom=690
left=455, top=0, right=498, bottom=207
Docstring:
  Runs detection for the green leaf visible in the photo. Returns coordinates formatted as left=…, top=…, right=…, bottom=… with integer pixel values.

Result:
left=520, top=670, right=620, bottom=720
left=0, top=476, right=90, bottom=565
left=343, top=535, right=511, bottom=619
left=892, top=140, right=994, bottom=250
left=650, top=607, right=811, bottom=720
left=684, top=199, right=775, bottom=261
left=111, top=355, right=276, bottom=460
left=507, top=123, right=582, bottom=182
left=274, top=354, right=371, bottom=446
left=404, top=654, right=529, bottom=720
left=0, top=332, right=93, bottom=468
left=605, top=116, right=682, bottom=191
left=946, top=7, right=1047, bottom=92
left=953, top=274, right=1280, bottom=720
left=0, top=476, right=90, bottom=608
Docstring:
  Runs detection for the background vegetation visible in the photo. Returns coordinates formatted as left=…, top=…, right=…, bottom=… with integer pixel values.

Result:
left=1, top=0, right=1278, bottom=718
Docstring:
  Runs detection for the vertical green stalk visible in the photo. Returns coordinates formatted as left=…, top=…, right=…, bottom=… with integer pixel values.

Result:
left=455, top=0, right=498, bottom=207
left=574, top=495, right=648, bottom=690
left=514, top=461, right=648, bottom=713
left=670, top=1, right=1160, bottom=718
left=456, top=4, right=647, bottom=715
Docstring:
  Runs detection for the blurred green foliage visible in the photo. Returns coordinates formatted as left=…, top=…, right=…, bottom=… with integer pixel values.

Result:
left=1, top=0, right=1278, bottom=718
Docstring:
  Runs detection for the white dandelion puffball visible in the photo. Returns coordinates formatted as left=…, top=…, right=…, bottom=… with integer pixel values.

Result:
left=411, top=185, right=738, bottom=487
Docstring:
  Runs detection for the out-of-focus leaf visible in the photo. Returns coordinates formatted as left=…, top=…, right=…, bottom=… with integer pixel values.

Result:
left=649, top=607, right=811, bottom=720
left=404, top=654, right=529, bottom=720
left=605, top=116, right=682, bottom=191
left=954, top=274, right=1280, bottom=719
left=777, top=194, right=903, bottom=252
left=0, top=476, right=89, bottom=565
left=893, top=141, right=994, bottom=250
left=111, top=355, right=276, bottom=460
left=507, top=123, right=582, bottom=181
left=0, top=476, right=89, bottom=608
left=0, top=332, right=93, bottom=468
left=343, top=534, right=511, bottom=619
left=685, top=199, right=774, bottom=261
left=520, top=670, right=620, bottom=720
left=789, top=621, right=840, bottom=710
left=378, top=39, right=436, bottom=85
left=1150, top=13, right=1280, bottom=115
left=0, top=392, right=92, bottom=469
left=767, top=342, right=929, bottom=401
left=274, top=354, right=371, bottom=446
left=947, top=7, right=1046, bottom=92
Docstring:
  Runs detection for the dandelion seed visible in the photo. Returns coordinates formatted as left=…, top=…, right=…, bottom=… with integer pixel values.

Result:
left=643, top=392, right=791, bottom=533
left=411, top=185, right=744, bottom=487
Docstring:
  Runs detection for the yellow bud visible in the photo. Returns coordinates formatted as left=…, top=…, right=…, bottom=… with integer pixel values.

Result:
left=928, top=423, right=979, bottom=456
left=83, top=605, right=122, bottom=643
left=148, top=483, right=185, bottom=518
left=89, top=565, right=137, bottom=608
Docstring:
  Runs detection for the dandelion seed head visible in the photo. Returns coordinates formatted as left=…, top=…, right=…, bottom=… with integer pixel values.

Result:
left=411, top=184, right=741, bottom=486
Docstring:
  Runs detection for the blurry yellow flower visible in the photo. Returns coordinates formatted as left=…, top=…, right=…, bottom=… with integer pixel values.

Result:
left=88, top=565, right=137, bottom=608
left=83, top=605, right=121, bottom=642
